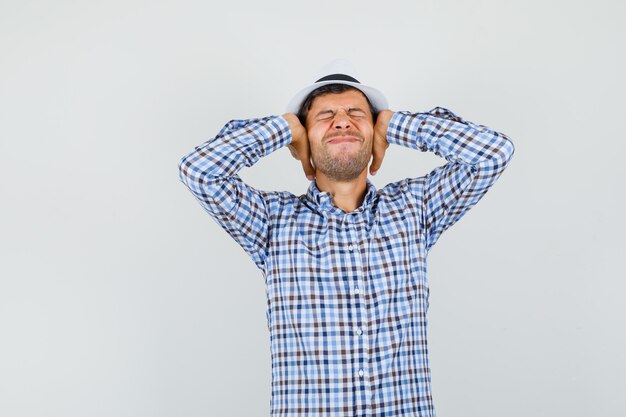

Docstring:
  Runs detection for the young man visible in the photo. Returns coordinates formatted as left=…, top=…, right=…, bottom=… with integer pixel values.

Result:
left=178, top=61, right=515, bottom=417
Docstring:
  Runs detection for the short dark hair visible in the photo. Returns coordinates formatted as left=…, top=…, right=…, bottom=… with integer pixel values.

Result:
left=297, top=84, right=377, bottom=127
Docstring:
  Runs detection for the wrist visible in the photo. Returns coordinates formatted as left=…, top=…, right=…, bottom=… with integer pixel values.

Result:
left=282, top=113, right=306, bottom=145
left=380, top=110, right=395, bottom=125
left=375, top=109, right=395, bottom=139
left=282, top=113, right=299, bottom=130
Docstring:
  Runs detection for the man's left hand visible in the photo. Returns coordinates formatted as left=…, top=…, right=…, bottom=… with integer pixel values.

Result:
left=370, top=110, right=395, bottom=176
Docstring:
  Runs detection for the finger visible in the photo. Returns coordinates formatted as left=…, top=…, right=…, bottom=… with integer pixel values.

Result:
left=369, top=140, right=387, bottom=175
left=287, top=144, right=299, bottom=160
left=301, top=160, right=315, bottom=180
left=300, top=145, right=316, bottom=180
left=369, top=157, right=383, bottom=175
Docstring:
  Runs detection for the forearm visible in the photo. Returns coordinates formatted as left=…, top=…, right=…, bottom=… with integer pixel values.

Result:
left=386, top=107, right=515, bottom=170
left=177, top=115, right=292, bottom=270
left=387, top=107, right=516, bottom=252
left=178, top=115, right=292, bottom=192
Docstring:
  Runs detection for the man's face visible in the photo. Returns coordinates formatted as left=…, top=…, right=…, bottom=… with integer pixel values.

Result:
left=305, top=89, right=375, bottom=182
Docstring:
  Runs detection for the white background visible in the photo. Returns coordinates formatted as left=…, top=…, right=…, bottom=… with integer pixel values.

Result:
left=1, top=1, right=624, bottom=416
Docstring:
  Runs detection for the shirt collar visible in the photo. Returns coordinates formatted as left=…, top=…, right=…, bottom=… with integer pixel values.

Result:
left=305, top=177, right=377, bottom=215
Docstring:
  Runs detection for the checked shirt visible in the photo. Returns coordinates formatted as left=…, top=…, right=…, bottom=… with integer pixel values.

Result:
left=178, top=107, right=515, bottom=417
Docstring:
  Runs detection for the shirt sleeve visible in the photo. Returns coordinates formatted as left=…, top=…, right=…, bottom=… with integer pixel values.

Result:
left=386, top=107, right=515, bottom=253
left=177, top=115, right=292, bottom=271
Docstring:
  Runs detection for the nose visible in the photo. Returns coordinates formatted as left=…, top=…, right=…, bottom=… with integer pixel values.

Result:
left=333, top=109, right=351, bottom=129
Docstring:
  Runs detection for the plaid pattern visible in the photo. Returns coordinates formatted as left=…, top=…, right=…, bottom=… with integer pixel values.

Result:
left=178, top=107, right=515, bottom=417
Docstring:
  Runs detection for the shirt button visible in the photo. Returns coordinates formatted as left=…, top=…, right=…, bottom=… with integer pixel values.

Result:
left=356, top=327, right=363, bottom=335
left=358, top=369, right=364, bottom=377
left=348, top=245, right=355, bottom=252
left=354, top=287, right=360, bottom=294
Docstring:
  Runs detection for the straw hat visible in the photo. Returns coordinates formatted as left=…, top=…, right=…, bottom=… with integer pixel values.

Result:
left=285, top=58, right=388, bottom=114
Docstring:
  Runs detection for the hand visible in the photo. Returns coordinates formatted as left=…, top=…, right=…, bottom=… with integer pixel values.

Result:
left=370, top=109, right=395, bottom=176
left=283, top=113, right=316, bottom=180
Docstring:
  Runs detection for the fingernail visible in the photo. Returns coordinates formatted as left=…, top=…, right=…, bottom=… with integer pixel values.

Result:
left=307, top=175, right=314, bottom=180
left=371, top=170, right=377, bottom=176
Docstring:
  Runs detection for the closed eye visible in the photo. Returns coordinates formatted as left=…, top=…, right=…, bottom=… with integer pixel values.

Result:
left=317, top=111, right=334, bottom=120
left=349, top=109, right=366, bottom=117
left=316, top=109, right=367, bottom=121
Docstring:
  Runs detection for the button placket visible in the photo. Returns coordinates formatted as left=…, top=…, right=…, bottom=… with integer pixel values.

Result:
left=344, top=214, right=371, bottom=397
left=357, top=214, right=374, bottom=409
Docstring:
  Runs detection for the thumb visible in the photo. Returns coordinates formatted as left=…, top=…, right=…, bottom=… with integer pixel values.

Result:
left=369, top=139, right=387, bottom=175
left=300, top=146, right=316, bottom=180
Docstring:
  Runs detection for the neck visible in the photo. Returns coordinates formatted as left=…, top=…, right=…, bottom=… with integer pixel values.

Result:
left=315, top=169, right=368, bottom=213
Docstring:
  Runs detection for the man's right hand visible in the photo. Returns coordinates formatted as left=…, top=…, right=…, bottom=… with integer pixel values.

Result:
left=283, top=113, right=316, bottom=180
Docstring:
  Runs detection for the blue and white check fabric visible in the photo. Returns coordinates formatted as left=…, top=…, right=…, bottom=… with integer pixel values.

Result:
left=178, top=107, right=515, bottom=417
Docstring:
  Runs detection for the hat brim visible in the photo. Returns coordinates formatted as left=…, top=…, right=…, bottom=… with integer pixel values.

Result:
left=286, top=80, right=388, bottom=115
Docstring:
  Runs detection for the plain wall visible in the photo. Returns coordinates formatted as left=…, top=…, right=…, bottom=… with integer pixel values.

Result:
left=1, top=0, right=624, bottom=416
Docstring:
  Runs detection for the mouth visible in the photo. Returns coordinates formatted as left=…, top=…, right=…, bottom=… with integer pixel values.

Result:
left=327, top=135, right=361, bottom=144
